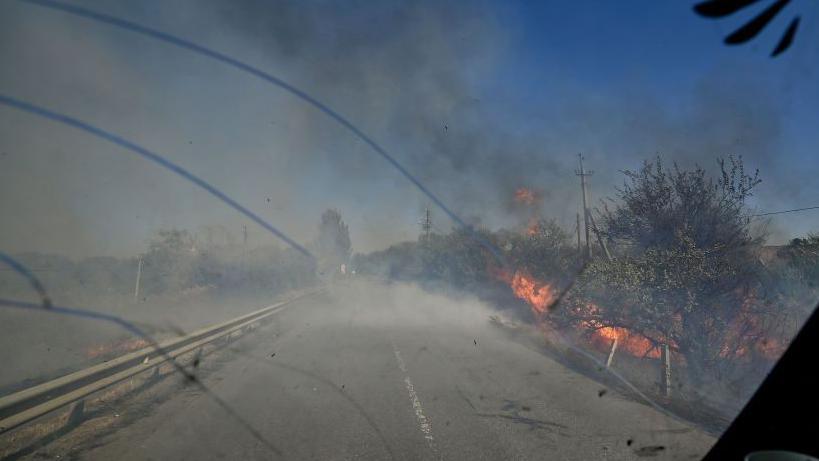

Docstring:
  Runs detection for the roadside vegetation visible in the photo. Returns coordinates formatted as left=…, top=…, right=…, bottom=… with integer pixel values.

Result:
left=0, top=214, right=328, bottom=391
left=0, top=229, right=316, bottom=308
left=354, top=156, right=819, bottom=430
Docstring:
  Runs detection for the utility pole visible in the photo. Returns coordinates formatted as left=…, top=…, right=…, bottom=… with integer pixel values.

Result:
left=241, top=224, right=248, bottom=272
left=588, top=213, right=612, bottom=261
left=133, top=255, right=143, bottom=303
left=575, top=154, right=593, bottom=260
left=576, top=212, right=582, bottom=260
left=420, top=208, right=432, bottom=240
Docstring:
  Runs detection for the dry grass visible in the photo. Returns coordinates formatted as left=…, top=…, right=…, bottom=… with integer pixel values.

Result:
left=0, top=316, right=267, bottom=460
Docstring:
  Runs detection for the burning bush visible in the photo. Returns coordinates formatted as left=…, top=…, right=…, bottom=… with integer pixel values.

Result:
left=352, top=155, right=813, bottom=414
left=565, top=156, right=782, bottom=385
left=503, top=218, right=577, bottom=282
left=494, top=269, right=556, bottom=315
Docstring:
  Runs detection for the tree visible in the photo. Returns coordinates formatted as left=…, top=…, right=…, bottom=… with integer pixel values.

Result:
left=503, top=218, right=577, bottom=283
left=353, top=225, right=504, bottom=291
left=567, top=156, right=767, bottom=384
left=315, top=209, right=352, bottom=273
left=142, top=229, right=199, bottom=293
left=781, top=234, right=819, bottom=288
left=763, top=235, right=819, bottom=345
left=601, top=156, right=760, bottom=251
left=422, top=226, right=500, bottom=289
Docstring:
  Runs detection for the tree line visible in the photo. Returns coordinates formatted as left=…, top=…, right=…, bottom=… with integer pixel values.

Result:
left=0, top=208, right=356, bottom=305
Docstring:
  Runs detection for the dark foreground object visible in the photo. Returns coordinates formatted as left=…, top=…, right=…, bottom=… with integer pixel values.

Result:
left=704, top=302, right=819, bottom=460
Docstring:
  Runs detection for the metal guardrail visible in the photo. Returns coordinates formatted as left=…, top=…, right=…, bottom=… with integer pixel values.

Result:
left=0, top=288, right=324, bottom=434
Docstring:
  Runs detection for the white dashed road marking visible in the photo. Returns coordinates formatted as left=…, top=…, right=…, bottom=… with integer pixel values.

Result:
left=391, top=341, right=438, bottom=456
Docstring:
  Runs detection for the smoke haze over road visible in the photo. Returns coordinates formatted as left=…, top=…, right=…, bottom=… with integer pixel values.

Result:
left=2, top=0, right=819, bottom=258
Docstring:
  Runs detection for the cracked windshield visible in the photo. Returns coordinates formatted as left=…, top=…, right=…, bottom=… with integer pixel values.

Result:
left=1, top=1, right=818, bottom=460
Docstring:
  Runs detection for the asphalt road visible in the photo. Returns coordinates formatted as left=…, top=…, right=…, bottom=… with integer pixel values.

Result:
left=55, top=280, right=716, bottom=460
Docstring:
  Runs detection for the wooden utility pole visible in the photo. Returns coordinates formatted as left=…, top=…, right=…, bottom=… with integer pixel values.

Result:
left=133, top=255, right=143, bottom=303
left=575, top=154, right=593, bottom=260
left=576, top=212, right=582, bottom=254
left=241, top=224, right=248, bottom=272
left=588, top=213, right=612, bottom=261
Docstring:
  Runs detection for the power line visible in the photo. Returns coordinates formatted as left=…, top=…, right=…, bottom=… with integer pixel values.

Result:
left=750, top=205, right=819, bottom=217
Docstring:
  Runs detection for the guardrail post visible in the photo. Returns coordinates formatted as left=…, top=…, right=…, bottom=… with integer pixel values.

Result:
left=133, top=255, right=143, bottom=304
left=660, top=344, right=672, bottom=397
left=67, top=399, right=85, bottom=426
left=193, top=348, right=203, bottom=368
left=605, top=337, right=619, bottom=368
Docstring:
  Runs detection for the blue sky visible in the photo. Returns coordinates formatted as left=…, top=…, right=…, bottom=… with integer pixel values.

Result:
left=1, top=0, right=818, bottom=257
left=484, top=0, right=819, bottom=232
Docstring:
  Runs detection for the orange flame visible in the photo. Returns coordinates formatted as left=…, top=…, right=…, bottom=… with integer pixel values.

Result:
left=589, top=326, right=661, bottom=358
left=514, top=187, right=537, bottom=206
left=717, top=294, right=788, bottom=360
left=495, top=269, right=664, bottom=359
left=755, top=338, right=785, bottom=359
left=494, top=269, right=787, bottom=362
left=502, top=270, right=555, bottom=315
left=525, top=218, right=539, bottom=236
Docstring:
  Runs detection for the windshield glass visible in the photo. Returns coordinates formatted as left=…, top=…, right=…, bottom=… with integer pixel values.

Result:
left=1, top=1, right=818, bottom=459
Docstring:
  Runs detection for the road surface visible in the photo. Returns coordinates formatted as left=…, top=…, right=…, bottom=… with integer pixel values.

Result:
left=21, top=280, right=716, bottom=460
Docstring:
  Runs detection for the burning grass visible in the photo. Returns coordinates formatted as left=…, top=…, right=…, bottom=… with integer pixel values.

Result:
left=497, top=268, right=661, bottom=359
left=494, top=265, right=785, bottom=364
